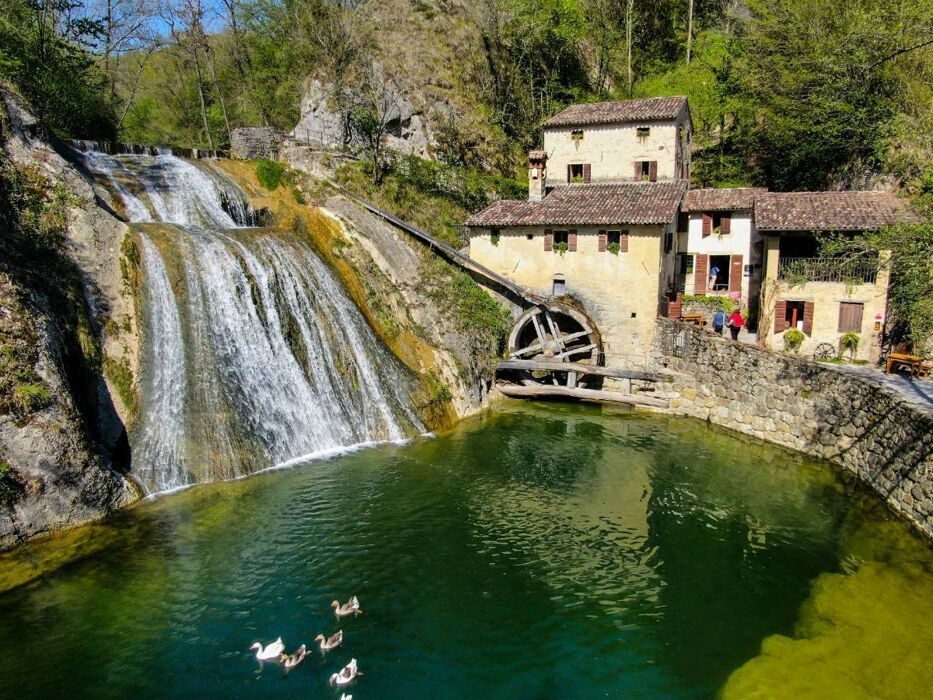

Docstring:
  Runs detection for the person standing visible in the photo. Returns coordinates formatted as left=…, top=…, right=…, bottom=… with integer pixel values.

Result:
left=708, top=264, right=719, bottom=291
left=727, top=308, right=745, bottom=341
left=712, top=308, right=726, bottom=335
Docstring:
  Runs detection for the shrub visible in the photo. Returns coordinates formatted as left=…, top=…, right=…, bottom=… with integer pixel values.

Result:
left=784, top=329, right=805, bottom=353
left=607, top=241, right=620, bottom=255
left=255, top=159, right=287, bottom=190
left=12, top=383, right=51, bottom=412
left=0, top=461, right=25, bottom=506
left=839, top=332, right=860, bottom=359
left=682, top=294, right=735, bottom=313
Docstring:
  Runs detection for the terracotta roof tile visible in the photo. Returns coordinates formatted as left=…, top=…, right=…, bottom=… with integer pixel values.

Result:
left=543, top=96, right=688, bottom=128
left=682, top=187, right=767, bottom=212
left=756, top=191, right=914, bottom=231
left=465, top=182, right=688, bottom=228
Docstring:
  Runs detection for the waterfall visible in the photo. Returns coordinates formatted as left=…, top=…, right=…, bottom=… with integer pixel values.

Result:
left=80, top=149, right=424, bottom=493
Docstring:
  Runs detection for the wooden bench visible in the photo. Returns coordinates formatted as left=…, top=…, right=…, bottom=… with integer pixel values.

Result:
left=682, top=313, right=707, bottom=328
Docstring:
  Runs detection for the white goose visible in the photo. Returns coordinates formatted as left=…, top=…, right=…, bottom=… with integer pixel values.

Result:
left=332, top=596, right=362, bottom=618
left=250, top=637, right=285, bottom=660
left=315, top=630, right=344, bottom=653
left=329, top=658, right=362, bottom=687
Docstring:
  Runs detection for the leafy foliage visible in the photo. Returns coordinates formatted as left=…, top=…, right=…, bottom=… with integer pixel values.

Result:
left=255, top=159, right=287, bottom=190
left=784, top=329, right=805, bottom=353
left=819, top=223, right=933, bottom=354
left=0, top=0, right=116, bottom=138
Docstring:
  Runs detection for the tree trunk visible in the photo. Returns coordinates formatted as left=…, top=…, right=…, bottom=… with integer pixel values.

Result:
left=206, top=48, right=231, bottom=144
left=626, top=0, right=634, bottom=94
left=192, top=47, right=214, bottom=150
left=686, top=0, right=694, bottom=64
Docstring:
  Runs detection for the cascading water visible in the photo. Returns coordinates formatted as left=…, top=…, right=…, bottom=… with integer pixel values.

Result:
left=79, top=148, right=424, bottom=493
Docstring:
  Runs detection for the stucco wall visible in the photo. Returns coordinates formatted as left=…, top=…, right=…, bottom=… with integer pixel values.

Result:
left=543, top=117, right=689, bottom=184
left=651, top=318, right=933, bottom=539
left=680, top=211, right=759, bottom=304
left=759, top=236, right=890, bottom=362
left=469, top=226, right=669, bottom=365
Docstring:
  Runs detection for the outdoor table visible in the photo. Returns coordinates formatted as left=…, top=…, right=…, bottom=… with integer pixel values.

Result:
left=885, top=352, right=929, bottom=378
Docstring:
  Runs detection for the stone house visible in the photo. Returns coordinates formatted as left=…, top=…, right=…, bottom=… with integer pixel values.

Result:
left=465, top=95, right=917, bottom=369
left=677, top=187, right=767, bottom=312
left=465, top=181, right=686, bottom=364
left=540, top=96, right=693, bottom=188
left=755, top=191, right=912, bottom=362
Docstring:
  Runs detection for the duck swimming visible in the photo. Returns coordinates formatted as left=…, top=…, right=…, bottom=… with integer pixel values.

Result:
left=332, top=596, right=362, bottom=618
left=279, top=644, right=307, bottom=669
left=329, top=658, right=362, bottom=687
left=315, top=630, right=344, bottom=653
left=250, top=637, right=285, bottom=661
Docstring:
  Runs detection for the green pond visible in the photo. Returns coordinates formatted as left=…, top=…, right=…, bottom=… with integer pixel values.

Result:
left=1, top=404, right=931, bottom=699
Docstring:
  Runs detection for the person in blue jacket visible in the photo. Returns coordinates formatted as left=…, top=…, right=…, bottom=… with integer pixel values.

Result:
left=712, top=308, right=726, bottom=335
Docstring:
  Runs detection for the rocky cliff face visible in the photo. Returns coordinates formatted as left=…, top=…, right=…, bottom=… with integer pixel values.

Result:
left=0, top=88, right=139, bottom=550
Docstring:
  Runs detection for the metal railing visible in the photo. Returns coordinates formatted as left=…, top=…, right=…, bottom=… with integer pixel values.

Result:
left=778, top=257, right=878, bottom=284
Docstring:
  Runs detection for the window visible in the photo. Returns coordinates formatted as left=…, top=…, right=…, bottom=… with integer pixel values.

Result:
left=553, top=230, right=569, bottom=247
left=683, top=255, right=694, bottom=275
left=526, top=233, right=534, bottom=240
left=838, top=302, right=864, bottom=333
left=637, top=126, right=650, bottom=140
left=604, top=230, right=628, bottom=253
left=664, top=232, right=673, bottom=254
left=785, top=301, right=806, bottom=331
left=490, top=228, right=500, bottom=246
left=553, top=276, right=566, bottom=295
left=635, top=161, right=657, bottom=182
left=568, top=163, right=589, bottom=183
left=571, top=129, right=584, bottom=141
left=702, top=212, right=731, bottom=237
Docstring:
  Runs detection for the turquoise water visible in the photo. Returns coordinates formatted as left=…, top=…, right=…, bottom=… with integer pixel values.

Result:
left=1, top=404, right=930, bottom=698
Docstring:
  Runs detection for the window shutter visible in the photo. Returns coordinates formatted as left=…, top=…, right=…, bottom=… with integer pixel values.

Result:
left=838, top=302, right=864, bottom=333
left=598, top=230, right=607, bottom=252
left=774, top=300, right=787, bottom=333
left=568, top=230, right=577, bottom=252
left=583, top=163, right=591, bottom=183
left=619, top=231, right=629, bottom=253
left=702, top=214, right=712, bottom=237
left=694, top=254, right=708, bottom=293
left=649, top=161, right=658, bottom=182
left=566, top=165, right=572, bottom=183
left=729, top=255, right=743, bottom=293
left=544, top=229, right=553, bottom=251
left=721, top=215, right=731, bottom=234
left=803, top=301, right=815, bottom=336
left=634, top=162, right=641, bottom=180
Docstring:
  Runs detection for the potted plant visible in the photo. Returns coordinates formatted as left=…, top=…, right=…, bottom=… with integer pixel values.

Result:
left=607, top=241, right=621, bottom=255
left=839, top=332, right=859, bottom=360
left=784, top=329, right=805, bottom=353
left=553, top=241, right=569, bottom=256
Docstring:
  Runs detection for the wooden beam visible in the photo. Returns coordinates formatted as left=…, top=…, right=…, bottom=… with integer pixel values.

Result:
left=497, top=383, right=669, bottom=408
left=555, top=343, right=597, bottom=360
left=496, top=359, right=666, bottom=382
left=509, top=329, right=592, bottom=357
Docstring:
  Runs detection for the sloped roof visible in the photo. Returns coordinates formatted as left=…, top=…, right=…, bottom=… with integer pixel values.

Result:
left=543, top=96, right=688, bottom=128
left=682, top=187, right=767, bottom=212
left=756, top=191, right=914, bottom=231
left=465, top=182, right=688, bottom=228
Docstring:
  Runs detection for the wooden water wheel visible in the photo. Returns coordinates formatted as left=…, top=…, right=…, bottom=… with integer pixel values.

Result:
left=503, top=303, right=602, bottom=388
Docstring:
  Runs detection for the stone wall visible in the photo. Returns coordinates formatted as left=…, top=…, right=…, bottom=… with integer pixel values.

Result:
left=651, top=318, right=933, bottom=538
left=230, top=127, right=278, bottom=160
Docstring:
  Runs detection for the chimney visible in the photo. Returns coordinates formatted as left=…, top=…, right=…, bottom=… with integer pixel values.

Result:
left=528, top=150, right=547, bottom=201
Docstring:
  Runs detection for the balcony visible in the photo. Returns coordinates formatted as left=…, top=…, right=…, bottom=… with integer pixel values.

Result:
left=778, top=257, right=878, bottom=284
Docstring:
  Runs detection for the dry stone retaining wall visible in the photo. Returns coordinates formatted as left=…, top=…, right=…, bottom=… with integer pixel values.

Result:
left=651, top=318, right=933, bottom=538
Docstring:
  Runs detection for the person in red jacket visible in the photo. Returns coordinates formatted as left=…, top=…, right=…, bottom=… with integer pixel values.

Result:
left=726, top=308, right=745, bottom=341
